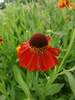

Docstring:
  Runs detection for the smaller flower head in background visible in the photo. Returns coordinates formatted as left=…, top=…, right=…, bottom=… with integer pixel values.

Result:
left=58, top=0, right=75, bottom=9
left=58, top=0, right=70, bottom=8
left=0, top=36, right=3, bottom=44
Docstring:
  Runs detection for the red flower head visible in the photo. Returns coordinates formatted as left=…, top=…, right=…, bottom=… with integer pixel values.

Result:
left=58, top=0, right=70, bottom=8
left=0, top=36, right=3, bottom=44
left=17, top=33, right=60, bottom=71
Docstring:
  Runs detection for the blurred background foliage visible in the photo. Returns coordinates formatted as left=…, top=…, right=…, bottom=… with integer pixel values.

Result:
left=0, top=0, right=75, bottom=100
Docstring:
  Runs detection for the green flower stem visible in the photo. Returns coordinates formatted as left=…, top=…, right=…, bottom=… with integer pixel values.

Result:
left=13, top=65, right=32, bottom=100
left=36, top=72, right=39, bottom=81
left=58, top=29, right=75, bottom=72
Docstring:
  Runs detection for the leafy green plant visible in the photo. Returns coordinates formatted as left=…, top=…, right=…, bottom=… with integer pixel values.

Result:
left=0, top=0, right=75, bottom=100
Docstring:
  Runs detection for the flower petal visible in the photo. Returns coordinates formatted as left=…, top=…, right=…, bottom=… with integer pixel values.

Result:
left=18, top=43, right=33, bottom=67
left=40, top=50, right=58, bottom=71
left=19, top=48, right=31, bottom=67
left=28, top=53, right=40, bottom=71
left=39, top=53, right=49, bottom=71
left=18, top=42, right=29, bottom=56
left=47, top=47, right=60, bottom=56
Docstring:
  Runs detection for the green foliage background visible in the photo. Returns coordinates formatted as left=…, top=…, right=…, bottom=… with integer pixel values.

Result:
left=0, top=0, right=75, bottom=100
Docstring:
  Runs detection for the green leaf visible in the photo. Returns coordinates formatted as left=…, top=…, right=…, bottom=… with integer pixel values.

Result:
left=13, top=65, right=32, bottom=99
left=45, top=83, right=64, bottom=96
left=46, top=68, right=58, bottom=86
left=65, top=71, right=75, bottom=96
left=0, top=82, right=7, bottom=96
left=0, top=95, right=6, bottom=100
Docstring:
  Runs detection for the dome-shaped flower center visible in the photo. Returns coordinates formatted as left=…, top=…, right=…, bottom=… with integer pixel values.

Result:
left=30, top=33, right=48, bottom=48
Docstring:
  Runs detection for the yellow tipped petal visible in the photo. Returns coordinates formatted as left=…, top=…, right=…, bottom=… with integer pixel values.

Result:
left=16, top=45, right=21, bottom=53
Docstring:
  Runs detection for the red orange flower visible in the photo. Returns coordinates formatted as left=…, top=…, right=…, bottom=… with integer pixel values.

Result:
left=58, top=0, right=70, bottom=8
left=17, top=33, right=60, bottom=71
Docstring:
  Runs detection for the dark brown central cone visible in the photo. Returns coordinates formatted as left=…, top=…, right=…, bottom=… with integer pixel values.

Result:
left=29, top=33, right=48, bottom=48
